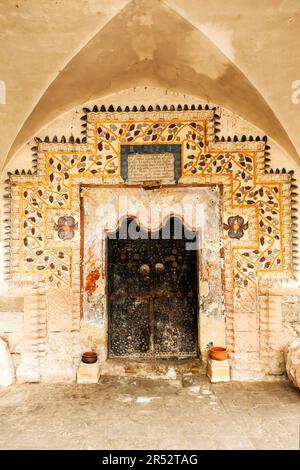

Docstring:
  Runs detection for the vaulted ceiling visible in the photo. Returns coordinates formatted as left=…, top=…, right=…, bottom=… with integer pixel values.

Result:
left=1, top=0, right=300, bottom=171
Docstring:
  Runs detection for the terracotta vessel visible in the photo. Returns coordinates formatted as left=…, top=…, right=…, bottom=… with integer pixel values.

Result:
left=209, top=346, right=228, bottom=361
left=82, top=351, right=98, bottom=364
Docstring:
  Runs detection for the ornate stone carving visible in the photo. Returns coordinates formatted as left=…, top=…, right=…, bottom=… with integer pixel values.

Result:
left=223, top=216, right=248, bottom=240
left=54, top=216, right=78, bottom=241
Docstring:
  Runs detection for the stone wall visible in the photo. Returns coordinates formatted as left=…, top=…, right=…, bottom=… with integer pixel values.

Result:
left=1, top=101, right=298, bottom=382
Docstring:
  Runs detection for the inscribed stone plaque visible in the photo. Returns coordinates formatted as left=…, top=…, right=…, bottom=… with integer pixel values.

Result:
left=127, top=153, right=175, bottom=182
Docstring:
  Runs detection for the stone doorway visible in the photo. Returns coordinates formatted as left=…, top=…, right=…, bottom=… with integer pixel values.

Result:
left=81, top=185, right=225, bottom=376
left=107, top=216, right=199, bottom=360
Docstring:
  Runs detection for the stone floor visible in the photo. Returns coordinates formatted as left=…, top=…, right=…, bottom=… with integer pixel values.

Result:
left=0, top=375, right=299, bottom=450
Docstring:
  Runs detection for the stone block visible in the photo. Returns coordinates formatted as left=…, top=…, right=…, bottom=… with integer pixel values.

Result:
left=47, top=288, right=72, bottom=332
left=0, top=311, right=23, bottom=333
left=77, top=359, right=101, bottom=384
left=36, top=332, right=79, bottom=383
left=16, top=357, right=41, bottom=383
left=235, top=331, right=259, bottom=352
left=45, top=332, right=76, bottom=362
left=233, top=351, right=260, bottom=365
left=231, top=369, right=263, bottom=381
left=231, top=352, right=264, bottom=380
left=207, top=358, right=230, bottom=383
left=234, top=312, right=258, bottom=332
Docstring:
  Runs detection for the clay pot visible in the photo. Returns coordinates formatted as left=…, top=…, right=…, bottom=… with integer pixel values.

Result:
left=209, top=347, right=228, bottom=361
left=82, top=351, right=98, bottom=364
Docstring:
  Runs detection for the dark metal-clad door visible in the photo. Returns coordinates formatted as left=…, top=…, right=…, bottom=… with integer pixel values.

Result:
left=107, top=217, right=198, bottom=359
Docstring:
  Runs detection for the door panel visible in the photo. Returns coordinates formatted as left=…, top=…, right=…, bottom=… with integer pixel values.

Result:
left=153, top=236, right=198, bottom=358
left=108, top=236, right=151, bottom=358
left=107, top=217, right=198, bottom=359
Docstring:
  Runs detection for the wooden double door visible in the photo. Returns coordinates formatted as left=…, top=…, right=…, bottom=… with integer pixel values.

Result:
left=107, top=217, right=198, bottom=359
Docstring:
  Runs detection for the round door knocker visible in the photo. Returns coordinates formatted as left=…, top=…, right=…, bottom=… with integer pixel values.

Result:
left=139, top=264, right=150, bottom=277
left=154, top=262, right=164, bottom=274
